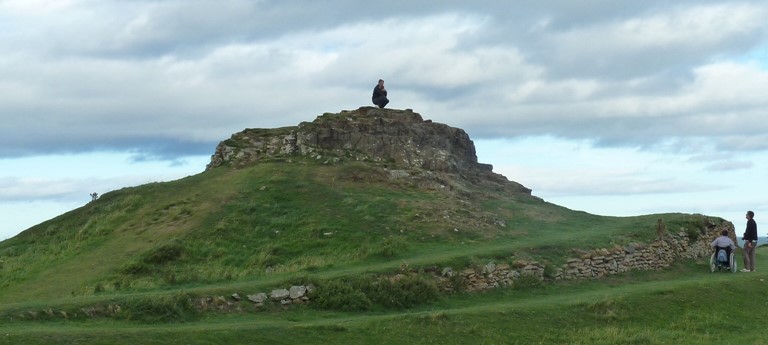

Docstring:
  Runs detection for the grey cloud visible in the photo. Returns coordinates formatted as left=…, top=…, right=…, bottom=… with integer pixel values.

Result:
left=532, top=174, right=727, bottom=197
left=540, top=4, right=767, bottom=79
left=0, top=176, right=94, bottom=202
left=705, top=160, right=754, bottom=172
left=0, top=172, right=195, bottom=203
left=1, top=1, right=768, bottom=160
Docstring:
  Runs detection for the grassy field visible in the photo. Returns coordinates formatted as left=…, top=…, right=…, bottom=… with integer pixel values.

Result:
left=0, top=159, right=759, bottom=344
left=0, top=253, right=766, bottom=345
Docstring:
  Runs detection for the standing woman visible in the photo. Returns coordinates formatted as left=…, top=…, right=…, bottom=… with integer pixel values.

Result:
left=741, top=210, right=758, bottom=272
left=372, top=79, right=389, bottom=108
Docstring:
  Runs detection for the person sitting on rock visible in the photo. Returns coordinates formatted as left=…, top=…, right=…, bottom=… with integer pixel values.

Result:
left=372, top=79, right=389, bottom=108
left=710, top=229, right=735, bottom=266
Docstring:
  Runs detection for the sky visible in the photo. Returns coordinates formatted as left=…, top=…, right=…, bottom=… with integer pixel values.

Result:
left=1, top=0, right=767, bottom=240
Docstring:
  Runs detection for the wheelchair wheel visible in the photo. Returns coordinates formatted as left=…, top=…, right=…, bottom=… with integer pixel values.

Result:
left=730, top=253, right=737, bottom=273
left=709, top=253, right=716, bottom=273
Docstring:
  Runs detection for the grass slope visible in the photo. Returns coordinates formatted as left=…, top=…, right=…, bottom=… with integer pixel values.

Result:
left=0, top=158, right=747, bottom=344
left=1, top=255, right=766, bottom=344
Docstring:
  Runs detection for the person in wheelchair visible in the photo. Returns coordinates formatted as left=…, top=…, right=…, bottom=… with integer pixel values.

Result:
left=710, top=229, right=736, bottom=267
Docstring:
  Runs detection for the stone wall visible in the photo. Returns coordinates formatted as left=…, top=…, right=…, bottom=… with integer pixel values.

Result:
left=196, top=285, right=315, bottom=312
left=436, top=219, right=734, bottom=292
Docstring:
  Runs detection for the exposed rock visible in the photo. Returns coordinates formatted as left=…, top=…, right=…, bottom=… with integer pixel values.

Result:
left=270, top=289, right=290, bottom=301
left=482, top=262, right=496, bottom=274
left=289, top=286, right=307, bottom=299
left=247, top=293, right=268, bottom=304
left=207, top=107, right=531, bottom=195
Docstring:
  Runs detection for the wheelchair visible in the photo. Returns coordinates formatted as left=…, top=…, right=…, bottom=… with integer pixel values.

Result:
left=710, top=247, right=737, bottom=273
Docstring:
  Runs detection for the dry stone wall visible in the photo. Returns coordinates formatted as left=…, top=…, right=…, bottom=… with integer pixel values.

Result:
left=196, top=285, right=315, bottom=312
left=437, top=219, right=734, bottom=292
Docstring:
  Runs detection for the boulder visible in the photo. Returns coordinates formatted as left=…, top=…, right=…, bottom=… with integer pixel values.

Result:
left=270, top=289, right=290, bottom=301
left=289, top=286, right=307, bottom=299
left=247, top=293, right=268, bottom=304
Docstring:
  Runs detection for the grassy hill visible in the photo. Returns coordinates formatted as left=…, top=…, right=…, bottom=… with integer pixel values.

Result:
left=1, top=109, right=763, bottom=344
left=0, top=158, right=709, bottom=300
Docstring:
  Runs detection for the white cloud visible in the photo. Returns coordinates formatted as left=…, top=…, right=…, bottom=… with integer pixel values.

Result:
left=0, top=0, right=79, bottom=13
left=2, top=1, right=768, bottom=239
left=2, top=3, right=768, bottom=157
left=612, top=4, right=764, bottom=49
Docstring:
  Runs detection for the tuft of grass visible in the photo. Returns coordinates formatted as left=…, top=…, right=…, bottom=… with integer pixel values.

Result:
left=119, top=292, right=198, bottom=323
left=311, top=278, right=373, bottom=312
left=311, top=273, right=439, bottom=311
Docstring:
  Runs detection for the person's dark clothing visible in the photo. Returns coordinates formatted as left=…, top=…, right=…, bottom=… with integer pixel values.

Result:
left=743, top=218, right=758, bottom=243
left=372, top=84, right=389, bottom=108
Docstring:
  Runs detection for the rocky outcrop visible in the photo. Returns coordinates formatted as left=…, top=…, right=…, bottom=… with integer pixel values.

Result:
left=207, top=107, right=531, bottom=195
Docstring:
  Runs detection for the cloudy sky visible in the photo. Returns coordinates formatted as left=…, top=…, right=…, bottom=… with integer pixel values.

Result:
left=1, top=0, right=767, bottom=240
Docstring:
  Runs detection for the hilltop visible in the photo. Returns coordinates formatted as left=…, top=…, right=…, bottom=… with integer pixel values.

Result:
left=208, top=106, right=531, bottom=196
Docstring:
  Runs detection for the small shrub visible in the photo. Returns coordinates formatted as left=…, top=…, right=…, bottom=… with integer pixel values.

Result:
left=363, top=275, right=440, bottom=309
left=683, top=227, right=701, bottom=242
left=447, top=274, right=467, bottom=293
left=514, top=273, right=543, bottom=290
left=542, top=263, right=557, bottom=279
left=311, top=279, right=372, bottom=312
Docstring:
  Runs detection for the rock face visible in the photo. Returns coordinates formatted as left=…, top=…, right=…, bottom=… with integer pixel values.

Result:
left=207, top=107, right=531, bottom=195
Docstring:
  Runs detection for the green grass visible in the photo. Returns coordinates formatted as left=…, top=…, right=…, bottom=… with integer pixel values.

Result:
left=0, top=159, right=748, bottom=344
left=1, top=252, right=766, bottom=344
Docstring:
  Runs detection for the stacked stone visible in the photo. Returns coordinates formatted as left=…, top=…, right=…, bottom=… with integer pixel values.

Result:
left=436, top=221, right=734, bottom=290
left=197, top=285, right=314, bottom=311
left=254, top=285, right=313, bottom=307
